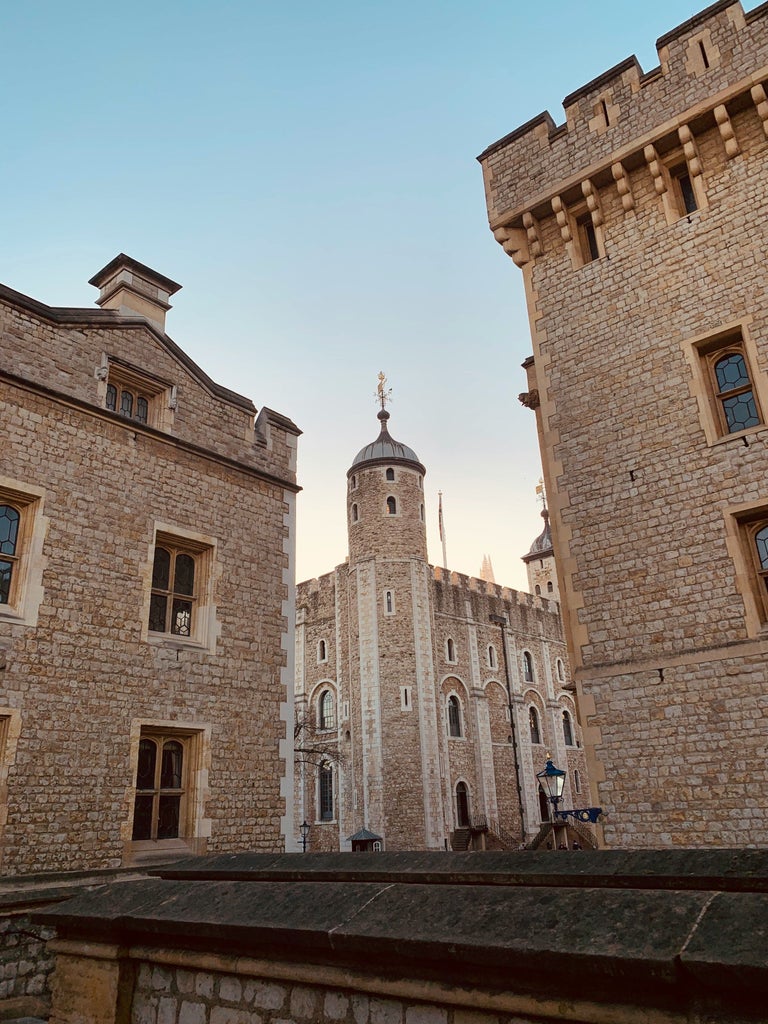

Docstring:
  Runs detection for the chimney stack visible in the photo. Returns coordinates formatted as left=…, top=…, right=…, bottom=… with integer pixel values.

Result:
left=89, top=254, right=182, bottom=333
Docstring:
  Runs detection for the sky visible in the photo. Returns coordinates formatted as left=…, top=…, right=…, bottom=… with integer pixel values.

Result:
left=0, top=0, right=732, bottom=591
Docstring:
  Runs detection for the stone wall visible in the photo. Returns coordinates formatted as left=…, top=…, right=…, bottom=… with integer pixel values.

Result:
left=0, top=913, right=54, bottom=1013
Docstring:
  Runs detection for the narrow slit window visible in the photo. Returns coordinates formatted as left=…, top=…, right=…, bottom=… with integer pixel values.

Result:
left=577, top=215, right=600, bottom=263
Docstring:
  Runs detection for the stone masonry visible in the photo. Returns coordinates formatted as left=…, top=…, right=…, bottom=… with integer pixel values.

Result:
left=0, top=254, right=300, bottom=875
left=479, top=2, right=768, bottom=846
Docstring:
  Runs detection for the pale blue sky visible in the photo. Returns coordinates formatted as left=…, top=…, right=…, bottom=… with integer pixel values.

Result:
left=0, top=0, right=730, bottom=589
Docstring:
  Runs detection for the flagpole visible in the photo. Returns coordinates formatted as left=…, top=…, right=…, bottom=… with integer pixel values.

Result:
left=438, top=491, right=447, bottom=569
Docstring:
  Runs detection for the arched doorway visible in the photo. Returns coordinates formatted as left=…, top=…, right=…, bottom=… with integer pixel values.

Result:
left=455, top=782, right=470, bottom=828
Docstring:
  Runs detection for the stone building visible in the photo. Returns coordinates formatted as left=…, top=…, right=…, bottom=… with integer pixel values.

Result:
left=0, top=254, right=300, bottom=875
left=294, top=399, right=587, bottom=851
left=479, top=1, right=768, bottom=846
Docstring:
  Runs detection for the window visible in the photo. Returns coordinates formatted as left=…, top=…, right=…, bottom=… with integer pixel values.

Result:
left=386, top=496, right=397, bottom=515
left=0, top=482, right=45, bottom=625
left=418, top=475, right=423, bottom=489
left=385, top=468, right=395, bottom=481
left=535, top=585, right=541, bottom=596
left=557, top=658, right=565, bottom=682
left=488, top=645, right=497, bottom=669
left=352, top=503, right=359, bottom=523
left=0, top=504, right=21, bottom=606
left=317, top=639, right=328, bottom=663
left=446, top=638, right=456, bottom=663
left=577, top=213, right=600, bottom=263
left=319, top=689, right=336, bottom=731
left=529, top=706, right=541, bottom=745
left=350, top=475, right=357, bottom=490
left=694, top=331, right=763, bottom=439
left=671, top=165, right=698, bottom=215
left=420, top=504, right=424, bottom=522
left=102, top=360, right=173, bottom=430
left=319, top=763, right=334, bottom=821
left=149, top=545, right=197, bottom=637
left=401, top=686, right=411, bottom=711
left=523, top=651, right=534, bottom=682
left=384, top=590, right=394, bottom=615
left=563, top=710, right=575, bottom=747
left=132, top=733, right=188, bottom=841
left=447, top=695, right=462, bottom=737
left=547, top=581, right=554, bottom=594
left=574, top=769, right=582, bottom=795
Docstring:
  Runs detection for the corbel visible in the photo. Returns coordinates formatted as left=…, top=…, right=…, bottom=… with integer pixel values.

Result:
left=751, top=84, right=768, bottom=138
left=611, top=161, right=635, bottom=212
left=522, top=212, right=542, bottom=258
left=491, top=226, right=530, bottom=268
left=644, top=145, right=667, bottom=196
left=678, top=124, right=703, bottom=180
left=581, top=179, right=603, bottom=227
left=714, top=104, right=739, bottom=158
left=551, top=196, right=572, bottom=243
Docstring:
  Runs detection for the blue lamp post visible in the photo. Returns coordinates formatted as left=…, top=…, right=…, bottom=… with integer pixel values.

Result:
left=536, top=755, right=567, bottom=848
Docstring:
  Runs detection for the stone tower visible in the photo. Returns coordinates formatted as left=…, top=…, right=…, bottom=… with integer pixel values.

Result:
left=522, top=508, right=560, bottom=602
left=346, top=405, right=446, bottom=848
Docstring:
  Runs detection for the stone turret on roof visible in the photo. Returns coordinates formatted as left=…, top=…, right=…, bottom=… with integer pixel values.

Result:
left=522, top=508, right=554, bottom=564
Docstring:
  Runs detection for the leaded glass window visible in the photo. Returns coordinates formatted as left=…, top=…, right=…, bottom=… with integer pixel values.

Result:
left=319, top=690, right=335, bottom=731
left=713, top=352, right=760, bottom=434
left=319, top=764, right=334, bottom=821
left=149, top=546, right=197, bottom=636
left=0, top=505, right=20, bottom=605
left=106, top=384, right=117, bottom=411
left=448, top=695, right=462, bottom=737
left=563, top=710, right=575, bottom=747
left=132, top=735, right=186, bottom=841
left=529, top=707, right=541, bottom=745
left=755, top=526, right=768, bottom=603
left=523, top=651, right=534, bottom=682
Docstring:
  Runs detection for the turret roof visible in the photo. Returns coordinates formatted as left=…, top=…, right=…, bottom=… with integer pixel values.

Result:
left=522, top=508, right=553, bottom=563
left=349, top=409, right=425, bottom=474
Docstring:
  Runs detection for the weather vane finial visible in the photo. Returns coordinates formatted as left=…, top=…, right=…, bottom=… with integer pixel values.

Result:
left=535, top=478, right=548, bottom=511
left=375, top=371, right=392, bottom=410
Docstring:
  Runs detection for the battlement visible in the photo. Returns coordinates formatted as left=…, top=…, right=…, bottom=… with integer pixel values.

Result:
left=479, top=1, right=768, bottom=227
left=431, top=565, right=560, bottom=622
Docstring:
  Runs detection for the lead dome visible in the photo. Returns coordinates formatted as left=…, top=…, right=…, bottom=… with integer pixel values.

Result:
left=349, top=409, right=425, bottom=474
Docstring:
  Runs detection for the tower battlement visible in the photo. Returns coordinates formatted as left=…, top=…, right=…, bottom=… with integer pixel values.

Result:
left=479, top=1, right=768, bottom=230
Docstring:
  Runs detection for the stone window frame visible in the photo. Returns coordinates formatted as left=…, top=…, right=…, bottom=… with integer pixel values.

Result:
left=685, top=322, right=768, bottom=447
left=383, top=589, right=395, bottom=616
left=446, top=693, right=464, bottom=739
left=529, top=704, right=542, bottom=745
left=123, top=718, right=210, bottom=866
left=562, top=709, right=575, bottom=747
left=317, top=688, right=336, bottom=732
left=385, top=496, right=398, bottom=516
left=351, top=503, right=360, bottom=524
left=97, top=356, right=176, bottom=432
left=317, top=638, right=328, bottom=664
left=144, top=523, right=218, bottom=653
left=556, top=657, right=566, bottom=683
left=317, top=761, right=335, bottom=823
left=0, top=708, right=21, bottom=866
left=385, top=467, right=396, bottom=482
left=400, top=686, right=412, bottom=711
left=487, top=644, right=498, bottom=670
left=724, top=499, right=768, bottom=636
left=566, top=198, right=605, bottom=269
left=0, top=478, right=47, bottom=628
left=445, top=637, right=457, bottom=664
left=522, top=650, right=535, bottom=682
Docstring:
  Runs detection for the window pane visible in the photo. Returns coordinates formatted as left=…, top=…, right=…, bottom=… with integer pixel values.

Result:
left=723, top=390, right=760, bottom=433
left=756, top=527, right=768, bottom=571
left=448, top=697, right=461, bottom=737
left=106, top=384, right=117, bottom=411
left=715, top=354, right=750, bottom=393
left=563, top=711, right=574, bottom=746
left=171, top=599, right=192, bottom=636
left=157, top=795, right=181, bottom=838
left=132, top=794, right=154, bottom=840
left=0, top=505, right=20, bottom=554
left=0, top=560, right=13, bottom=604
left=152, top=547, right=171, bottom=589
left=319, top=768, right=333, bottom=820
left=120, top=390, right=134, bottom=417
left=136, top=738, right=157, bottom=789
left=149, top=593, right=168, bottom=632
left=174, top=554, right=195, bottom=596
left=161, top=741, right=184, bottom=789
left=136, top=396, right=149, bottom=424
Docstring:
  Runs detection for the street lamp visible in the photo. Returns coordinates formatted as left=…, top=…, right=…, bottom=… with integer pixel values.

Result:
left=489, top=613, right=526, bottom=839
left=299, top=820, right=310, bottom=853
left=536, top=756, right=566, bottom=849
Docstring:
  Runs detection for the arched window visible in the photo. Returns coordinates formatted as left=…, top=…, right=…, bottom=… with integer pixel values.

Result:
left=535, top=585, right=541, bottom=596
left=319, top=764, right=334, bottom=821
left=574, top=769, right=582, bottom=795
left=351, top=503, right=359, bottom=523
left=386, top=496, right=397, bottom=515
left=547, top=581, right=554, bottom=593
left=385, top=467, right=395, bottom=481
left=319, top=690, right=335, bottom=731
left=455, top=781, right=470, bottom=827
left=447, top=695, right=462, bottom=737
left=488, top=645, right=497, bottom=669
left=713, top=351, right=760, bottom=434
left=523, top=651, right=534, bottom=682
left=0, top=504, right=21, bottom=605
left=557, top=658, right=565, bottom=682
left=529, top=706, right=541, bottom=745
left=446, top=638, right=456, bottom=663
left=350, top=475, right=357, bottom=490
left=384, top=590, right=394, bottom=614
left=420, top=504, right=424, bottom=522
left=317, top=639, right=327, bottom=663
left=563, top=709, right=575, bottom=746
left=418, top=475, right=423, bottom=489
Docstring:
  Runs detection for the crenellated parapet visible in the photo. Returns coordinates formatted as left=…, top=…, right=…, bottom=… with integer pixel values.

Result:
left=479, top=1, right=768, bottom=242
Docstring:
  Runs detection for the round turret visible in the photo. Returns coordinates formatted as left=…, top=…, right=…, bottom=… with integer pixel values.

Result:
left=522, top=508, right=559, bottom=601
left=347, top=409, right=427, bottom=564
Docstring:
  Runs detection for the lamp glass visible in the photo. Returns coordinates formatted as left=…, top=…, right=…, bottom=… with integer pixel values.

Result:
left=536, top=758, right=566, bottom=801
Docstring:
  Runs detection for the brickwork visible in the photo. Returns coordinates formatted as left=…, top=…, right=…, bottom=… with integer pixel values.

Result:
left=0, top=258, right=300, bottom=873
left=480, top=2, right=768, bottom=845
left=295, top=412, right=587, bottom=851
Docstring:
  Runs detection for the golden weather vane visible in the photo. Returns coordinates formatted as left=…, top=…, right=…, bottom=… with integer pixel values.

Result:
left=375, top=371, right=392, bottom=410
left=535, top=477, right=548, bottom=510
